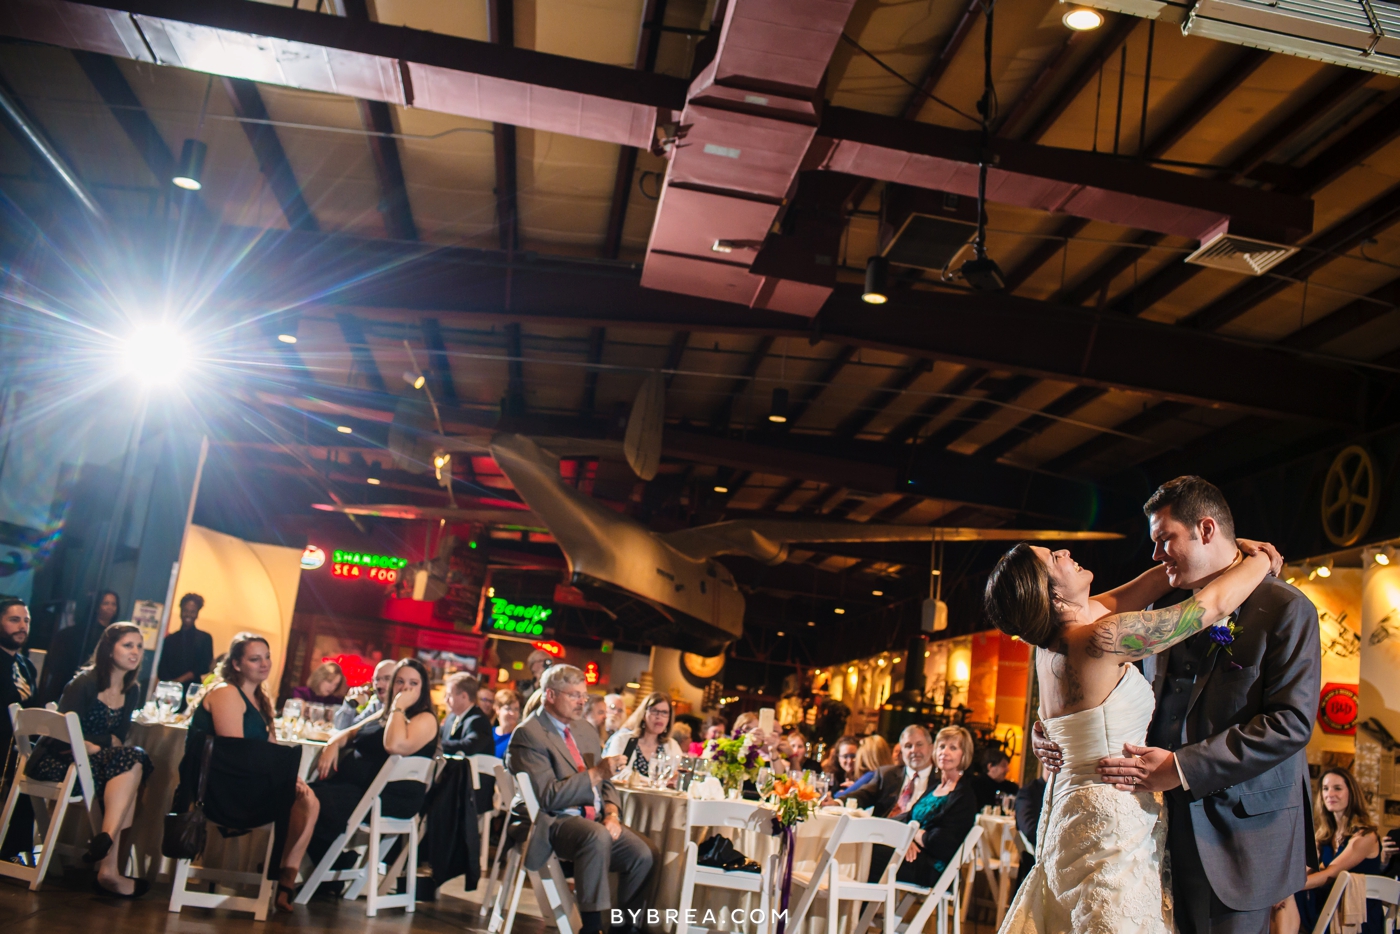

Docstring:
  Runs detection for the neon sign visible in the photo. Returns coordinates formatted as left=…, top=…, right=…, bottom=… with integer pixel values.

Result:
left=301, top=545, right=326, bottom=570
left=331, top=549, right=405, bottom=584
left=533, top=641, right=565, bottom=657
left=488, top=598, right=553, bottom=636
left=334, top=550, right=406, bottom=569
left=584, top=661, right=600, bottom=685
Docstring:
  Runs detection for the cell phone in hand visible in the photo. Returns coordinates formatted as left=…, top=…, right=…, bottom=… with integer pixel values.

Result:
left=622, top=736, right=639, bottom=763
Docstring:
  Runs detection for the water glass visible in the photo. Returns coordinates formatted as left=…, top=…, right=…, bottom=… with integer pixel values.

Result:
left=756, top=766, right=773, bottom=796
left=283, top=698, right=304, bottom=725
left=306, top=703, right=326, bottom=729
left=156, top=681, right=183, bottom=721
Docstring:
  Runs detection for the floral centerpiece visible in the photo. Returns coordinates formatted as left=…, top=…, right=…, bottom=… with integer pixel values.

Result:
left=759, top=775, right=822, bottom=934
left=699, top=731, right=767, bottom=796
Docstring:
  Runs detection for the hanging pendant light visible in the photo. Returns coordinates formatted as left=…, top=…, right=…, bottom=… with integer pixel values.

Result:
left=862, top=256, right=889, bottom=304
left=173, top=139, right=207, bottom=191
left=768, top=387, right=789, bottom=423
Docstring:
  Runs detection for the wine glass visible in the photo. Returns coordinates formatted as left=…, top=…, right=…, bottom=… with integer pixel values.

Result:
left=156, top=681, right=182, bottom=722
left=652, top=749, right=671, bottom=789
left=756, top=766, right=773, bottom=797
left=306, top=703, right=326, bottom=731
left=184, top=683, right=203, bottom=715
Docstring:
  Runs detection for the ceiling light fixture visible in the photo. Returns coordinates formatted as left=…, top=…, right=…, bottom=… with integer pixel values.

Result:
left=1316, top=559, right=1333, bottom=579
left=834, top=607, right=846, bottom=615
left=862, top=255, right=889, bottom=304
left=1062, top=7, right=1105, bottom=30
left=367, top=462, right=381, bottom=485
left=277, top=333, right=297, bottom=344
left=403, top=370, right=426, bottom=390
left=768, top=387, right=789, bottom=423
left=120, top=323, right=191, bottom=387
left=336, top=425, right=353, bottom=434
left=713, top=485, right=729, bottom=494
left=871, top=589, right=884, bottom=596
left=807, top=621, right=815, bottom=627
left=172, top=139, right=207, bottom=191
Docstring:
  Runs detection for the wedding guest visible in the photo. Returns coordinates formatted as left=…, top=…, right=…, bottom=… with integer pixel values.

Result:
left=970, top=747, right=1019, bottom=811
left=603, top=691, right=683, bottom=780
left=310, top=659, right=438, bottom=864
left=290, top=661, right=346, bottom=706
left=834, top=734, right=893, bottom=800
left=602, top=693, right=627, bottom=740
left=1015, top=762, right=1047, bottom=888
left=27, top=623, right=152, bottom=898
left=180, top=632, right=319, bottom=912
left=584, top=694, right=607, bottom=742
left=492, top=689, right=523, bottom=759
left=477, top=685, right=496, bottom=720
left=701, top=715, right=727, bottom=742
left=333, top=659, right=395, bottom=730
left=778, top=730, right=819, bottom=774
left=37, top=590, right=118, bottom=704
left=0, top=599, right=37, bottom=860
left=157, top=593, right=214, bottom=685
left=1284, top=768, right=1384, bottom=934
left=822, top=736, right=860, bottom=789
left=671, top=720, right=693, bottom=754
left=514, top=648, right=553, bottom=697
left=860, top=725, right=977, bottom=887
left=505, top=664, right=656, bottom=934
left=441, top=672, right=494, bottom=757
left=732, top=711, right=759, bottom=735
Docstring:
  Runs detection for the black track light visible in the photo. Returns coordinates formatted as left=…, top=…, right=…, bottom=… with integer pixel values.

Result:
left=173, top=139, right=207, bottom=191
left=863, top=256, right=889, bottom=304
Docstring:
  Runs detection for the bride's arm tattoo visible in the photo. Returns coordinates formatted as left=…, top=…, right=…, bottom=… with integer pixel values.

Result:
left=1088, top=597, right=1207, bottom=660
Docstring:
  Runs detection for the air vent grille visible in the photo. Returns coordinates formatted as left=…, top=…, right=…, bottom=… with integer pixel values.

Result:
left=1184, top=233, right=1298, bottom=276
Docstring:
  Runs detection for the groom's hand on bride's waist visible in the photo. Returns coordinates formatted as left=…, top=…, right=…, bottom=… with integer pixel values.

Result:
left=1098, top=743, right=1181, bottom=793
left=1031, top=721, right=1063, bottom=773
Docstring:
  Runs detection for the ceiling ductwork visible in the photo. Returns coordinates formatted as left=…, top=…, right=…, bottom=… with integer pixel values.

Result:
left=1067, top=0, right=1400, bottom=77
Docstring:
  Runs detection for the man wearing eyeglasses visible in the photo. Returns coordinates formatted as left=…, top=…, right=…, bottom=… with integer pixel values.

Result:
left=506, top=664, right=656, bottom=934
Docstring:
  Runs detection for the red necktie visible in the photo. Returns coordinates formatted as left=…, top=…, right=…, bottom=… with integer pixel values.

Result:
left=562, top=726, right=597, bottom=820
left=891, top=773, right=916, bottom=817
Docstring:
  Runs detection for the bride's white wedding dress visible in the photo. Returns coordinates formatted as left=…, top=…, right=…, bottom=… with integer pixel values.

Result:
left=999, top=664, right=1174, bottom=934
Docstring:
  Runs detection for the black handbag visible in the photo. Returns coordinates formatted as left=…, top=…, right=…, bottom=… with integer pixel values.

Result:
left=162, top=736, right=212, bottom=860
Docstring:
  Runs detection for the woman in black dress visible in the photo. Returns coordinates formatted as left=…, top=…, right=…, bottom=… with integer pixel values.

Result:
left=182, top=633, right=320, bottom=912
left=27, top=622, right=152, bottom=898
left=308, top=658, right=438, bottom=866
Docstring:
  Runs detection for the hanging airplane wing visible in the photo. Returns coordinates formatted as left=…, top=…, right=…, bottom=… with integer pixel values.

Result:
left=659, top=521, right=1124, bottom=565
left=312, top=503, right=546, bottom=528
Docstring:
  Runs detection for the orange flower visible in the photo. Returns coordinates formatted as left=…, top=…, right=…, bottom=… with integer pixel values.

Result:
left=796, top=783, right=819, bottom=803
left=772, top=778, right=793, bottom=797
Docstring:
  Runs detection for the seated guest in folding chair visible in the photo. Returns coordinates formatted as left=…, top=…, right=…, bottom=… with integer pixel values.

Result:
left=853, top=725, right=978, bottom=888
left=506, top=664, right=658, bottom=934
left=442, top=672, right=496, bottom=815
left=26, top=623, right=152, bottom=898
left=492, top=689, right=523, bottom=759
left=333, top=659, right=396, bottom=731
left=309, top=658, right=438, bottom=885
left=602, top=691, right=683, bottom=782
left=0, top=598, right=38, bottom=862
left=180, top=632, right=320, bottom=912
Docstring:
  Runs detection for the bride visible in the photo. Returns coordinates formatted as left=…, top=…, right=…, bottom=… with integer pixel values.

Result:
left=982, top=538, right=1280, bottom=934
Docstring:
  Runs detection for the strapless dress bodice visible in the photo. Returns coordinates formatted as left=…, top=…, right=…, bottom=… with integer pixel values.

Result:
left=1041, top=664, right=1155, bottom=789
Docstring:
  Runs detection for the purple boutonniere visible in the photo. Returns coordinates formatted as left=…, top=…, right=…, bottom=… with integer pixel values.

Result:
left=1206, top=614, right=1241, bottom=659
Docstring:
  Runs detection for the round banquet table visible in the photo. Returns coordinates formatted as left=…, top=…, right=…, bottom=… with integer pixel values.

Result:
left=57, top=719, right=325, bottom=881
left=618, top=787, right=874, bottom=934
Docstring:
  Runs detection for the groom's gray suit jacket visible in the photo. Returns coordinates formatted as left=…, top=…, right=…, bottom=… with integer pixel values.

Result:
left=1147, top=574, right=1320, bottom=912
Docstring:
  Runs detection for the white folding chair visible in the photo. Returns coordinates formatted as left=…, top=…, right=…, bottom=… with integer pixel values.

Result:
left=787, top=814, right=920, bottom=934
left=1311, top=870, right=1352, bottom=934
left=168, top=822, right=279, bottom=921
left=470, top=753, right=505, bottom=872
left=676, top=800, right=779, bottom=934
left=0, top=703, right=100, bottom=890
left=1365, top=874, right=1400, bottom=934
left=499, top=772, right=581, bottom=934
left=374, top=754, right=445, bottom=902
left=294, top=754, right=434, bottom=916
left=482, top=764, right=519, bottom=923
left=854, top=824, right=983, bottom=934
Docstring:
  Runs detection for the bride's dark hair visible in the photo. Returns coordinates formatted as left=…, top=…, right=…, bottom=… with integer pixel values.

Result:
left=984, top=543, right=1065, bottom=648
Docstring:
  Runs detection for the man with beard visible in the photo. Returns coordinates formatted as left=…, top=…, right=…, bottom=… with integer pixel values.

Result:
left=0, top=598, right=37, bottom=859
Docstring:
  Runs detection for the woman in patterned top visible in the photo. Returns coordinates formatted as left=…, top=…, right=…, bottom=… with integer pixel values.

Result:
left=27, top=623, right=152, bottom=898
left=602, top=691, right=683, bottom=781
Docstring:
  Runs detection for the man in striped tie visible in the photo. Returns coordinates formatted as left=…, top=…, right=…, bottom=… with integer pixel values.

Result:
left=507, top=664, right=658, bottom=934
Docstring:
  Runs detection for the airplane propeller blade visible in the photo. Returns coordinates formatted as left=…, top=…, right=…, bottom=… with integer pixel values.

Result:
left=660, top=521, right=1123, bottom=565
left=624, top=371, right=664, bottom=481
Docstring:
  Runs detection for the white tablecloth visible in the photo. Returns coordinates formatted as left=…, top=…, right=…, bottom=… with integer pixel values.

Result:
left=619, top=788, right=872, bottom=934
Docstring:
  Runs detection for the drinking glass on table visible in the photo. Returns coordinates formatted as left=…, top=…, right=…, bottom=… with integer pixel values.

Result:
left=306, top=703, right=326, bottom=731
left=756, top=766, right=773, bottom=797
left=282, top=698, right=304, bottom=737
left=155, top=681, right=183, bottom=721
left=184, top=682, right=204, bottom=715
left=652, top=749, right=671, bottom=788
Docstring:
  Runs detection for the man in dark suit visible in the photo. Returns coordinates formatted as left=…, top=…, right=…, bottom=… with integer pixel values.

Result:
left=442, top=672, right=494, bottom=756
left=0, top=598, right=38, bottom=859
left=848, top=724, right=937, bottom=818
left=1036, top=476, right=1320, bottom=934
left=506, top=664, right=656, bottom=934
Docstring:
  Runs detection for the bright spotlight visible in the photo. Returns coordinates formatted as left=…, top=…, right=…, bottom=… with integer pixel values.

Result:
left=1062, top=7, right=1104, bottom=30
left=120, top=324, right=189, bottom=386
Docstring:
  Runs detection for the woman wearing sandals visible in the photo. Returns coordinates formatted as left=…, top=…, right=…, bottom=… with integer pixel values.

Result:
left=25, top=623, right=152, bottom=898
left=184, top=633, right=320, bottom=912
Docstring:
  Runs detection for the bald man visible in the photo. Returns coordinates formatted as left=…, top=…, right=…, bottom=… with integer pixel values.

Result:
left=333, top=659, right=397, bottom=731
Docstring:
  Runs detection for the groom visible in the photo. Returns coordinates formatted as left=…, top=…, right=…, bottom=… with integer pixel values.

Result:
left=1035, top=476, right=1320, bottom=934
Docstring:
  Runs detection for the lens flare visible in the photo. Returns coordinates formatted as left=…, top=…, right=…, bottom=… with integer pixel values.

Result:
left=120, top=324, right=189, bottom=386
